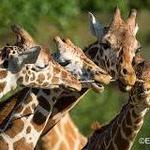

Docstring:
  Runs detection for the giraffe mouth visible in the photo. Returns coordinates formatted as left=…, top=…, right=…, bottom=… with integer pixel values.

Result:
left=91, top=82, right=104, bottom=93
left=118, top=80, right=132, bottom=92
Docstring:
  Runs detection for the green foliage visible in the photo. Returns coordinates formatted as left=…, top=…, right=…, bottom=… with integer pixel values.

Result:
left=0, top=0, right=79, bottom=36
left=0, top=0, right=149, bottom=37
left=128, top=0, right=150, bottom=10
left=79, top=0, right=128, bottom=13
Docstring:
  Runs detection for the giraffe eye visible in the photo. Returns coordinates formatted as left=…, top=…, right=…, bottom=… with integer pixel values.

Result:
left=135, top=47, right=142, bottom=53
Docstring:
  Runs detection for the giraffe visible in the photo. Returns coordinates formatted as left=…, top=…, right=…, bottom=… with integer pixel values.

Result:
left=0, top=26, right=110, bottom=150
left=84, top=7, right=140, bottom=91
left=36, top=114, right=87, bottom=150
left=82, top=56, right=150, bottom=150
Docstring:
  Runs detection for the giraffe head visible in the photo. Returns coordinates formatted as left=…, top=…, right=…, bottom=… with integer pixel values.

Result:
left=130, top=60, right=150, bottom=109
left=53, top=36, right=112, bottom=92
left=88, top=7, right=140, bottom=91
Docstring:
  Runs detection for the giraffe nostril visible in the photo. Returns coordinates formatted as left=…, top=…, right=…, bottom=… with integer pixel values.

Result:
left=122, top=68, right=127, bottom=75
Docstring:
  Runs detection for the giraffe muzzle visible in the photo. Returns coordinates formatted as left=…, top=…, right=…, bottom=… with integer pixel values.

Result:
left=90, top=73, right=112, bottom=93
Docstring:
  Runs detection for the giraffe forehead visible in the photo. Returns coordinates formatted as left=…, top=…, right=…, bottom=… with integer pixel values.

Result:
left=105, top=27, right=138, bottom=51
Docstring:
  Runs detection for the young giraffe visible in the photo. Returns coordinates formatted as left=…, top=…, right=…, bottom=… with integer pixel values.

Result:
left=38, top=7, right=140, bottom=139
left=82, top=55, right=150, bottom=150
left=0, top=26, right=110, bottom=150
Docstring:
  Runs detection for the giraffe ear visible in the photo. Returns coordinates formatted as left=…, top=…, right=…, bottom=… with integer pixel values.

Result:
left=18, top=46, right=41, bottom=65
left=88, top=12, right=104, bottom=40
left=109, top=7, right=123, bottom=28
left=127, top=9, right=137, bottom=34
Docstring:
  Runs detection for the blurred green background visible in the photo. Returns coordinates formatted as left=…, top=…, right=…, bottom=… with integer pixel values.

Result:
left=0, top=0, right=150, bottom=149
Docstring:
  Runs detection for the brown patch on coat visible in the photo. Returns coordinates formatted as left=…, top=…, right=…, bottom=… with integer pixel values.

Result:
left=0, top=136, right=9, bottom=150
left=15, top=105, right=24, bottom=114
left=32, top=104, right=36, bottom=110
left=26, top=126, right=31, bottom=134
left=18, top=77, right=23, bottom=83
left=114, top=126, right=130, bottom=150
left=53, top=67, right=61, bottom=75
left=0, top=82, right=6, bottom=93
left=51, top=77, right=59, bottom=84
left=5, top=119, right=24, bottom=138
left=13, top=137, right=33, bottom=150
left=23, top=107, right=32, bottom=116
left=0, top=70, right=7, bottom=79
left=42, top=82, right=49, bottom=87
left=0, top=98, right=17, bottom=125
left=37, top=74, right=45, bottom=84
left=54, top=96, right=76, bottom=112
left=38, top=96, right=51, bottom=112
left=32, top=111, right=47, bottom=132
left=61, top=71, right=68, bottom=79
left=24, top=94, right=33, bottom=104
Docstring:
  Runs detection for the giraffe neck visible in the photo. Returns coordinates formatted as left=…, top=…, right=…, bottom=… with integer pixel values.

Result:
left=0, top=88, right=50, bottom=150
left=85, top=42, right=119, bottom=79
left=83, top=96, right=148, bottom=150
left=37, top=114, right=87, bottom=150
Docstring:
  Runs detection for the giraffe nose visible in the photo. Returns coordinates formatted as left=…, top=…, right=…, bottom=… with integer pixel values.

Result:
left=119, top=72, right=136, bottom=87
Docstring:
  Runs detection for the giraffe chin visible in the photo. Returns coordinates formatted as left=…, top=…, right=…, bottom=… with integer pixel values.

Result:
left=91, top=83, right=104, bottom=93
left=118, top=80, right=132, bottom=92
